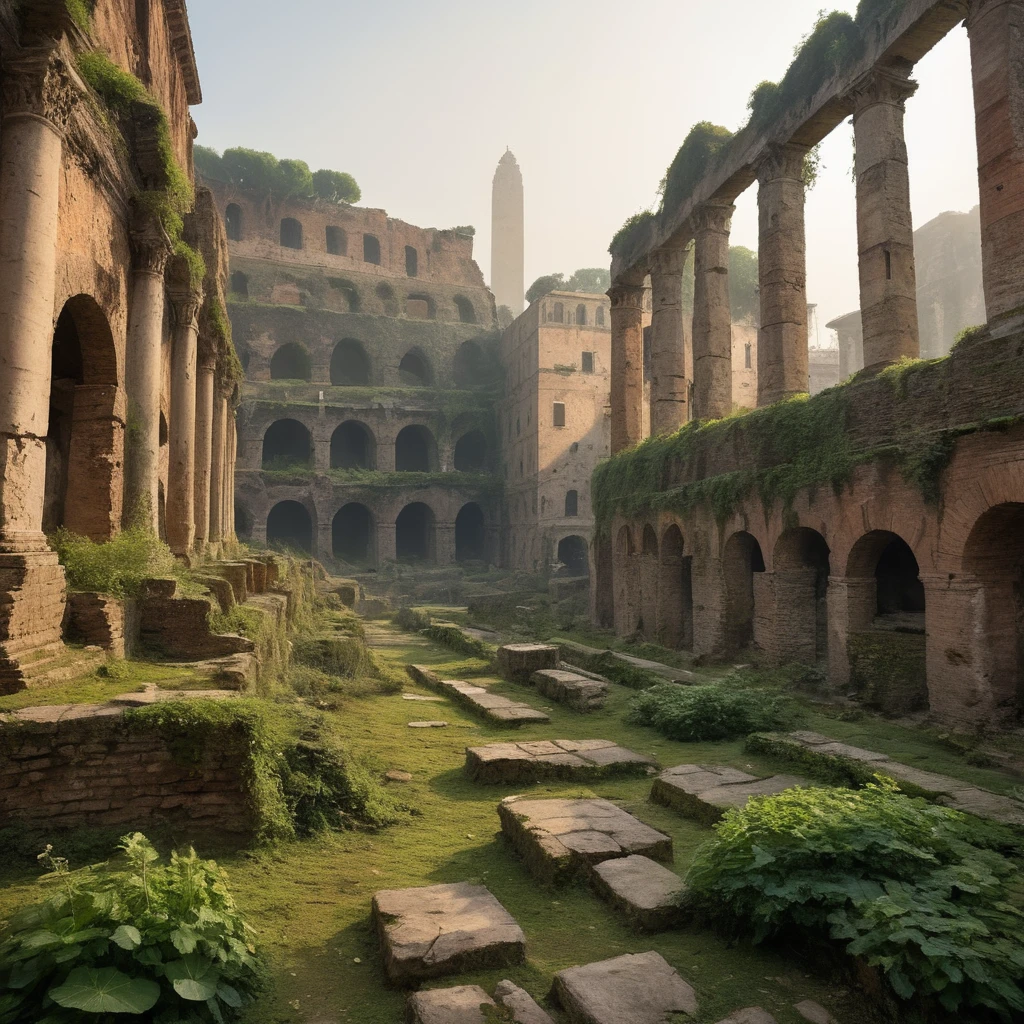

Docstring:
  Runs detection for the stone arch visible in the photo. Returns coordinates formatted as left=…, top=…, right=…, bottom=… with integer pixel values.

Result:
left=363, top=233, right=381, bottom=264
left=773, top=527, right=831, bottom=665
left=565, top=489, right=579, bottom=517
left=658, top=524, right=693, bottom=650
left=396, top=502, right=435, bottom=563
left=454, top=430, right=487, bottom=472
left=333, top=503, right=375, bottom=567
left=43, top=295, right=122, bottom=539
left=267, top=500, right=314, bottom=554
left=723, top=531, right=765, bottom=653
left=454, top=296, right=476, bottom=324
left=576, top=303, right=587, bottom=326
left=557, top=535, right=589, bottom=577
left=395, top=424, right=438, bottom=472
left=330, top=339, right=370, bottom=386
left=330, top=420, right=376, bottom=470
left=326, top=225, right=347, bottom=255
left=453, top=340, right=485, bottom=388
left=405, top=293, right=436, bottom=319
left=262, top=419, right=312, bottom=469
left=225, top=203, right=242, bottom=241
left=269, top=342, right=311, bottom=381
left=280, top=217, right=303, bottom=249
left=455, top=502, right=486, bottom=562
left=399, top=348, right=433, bottom=386
left=614, top=525, right=640, bottom=636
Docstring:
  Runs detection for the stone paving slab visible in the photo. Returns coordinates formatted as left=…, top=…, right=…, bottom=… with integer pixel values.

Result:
left=494, top=980, right=556, bottom=1024
left=406, top=985, right=495, bottom=1023
left=407, top=665, right=550, bottom=727
left=372, top=882, right=525, bottom=985
left=499, top=796, right=672, bottom=884
left=497, top=643, right=559, bottom=683
left=651, top=764, right=811, bottom=825
left=551, top=951, right=697, bottom=1023
left=466, top=739, right=657, bottom=784
left=530, top=669, right=609, bottom=712
left=590, top=855, right=686, bottom=932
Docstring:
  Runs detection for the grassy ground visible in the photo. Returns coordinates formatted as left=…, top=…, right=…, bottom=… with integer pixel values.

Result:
left=1, top=614, right=1021, bottom=1023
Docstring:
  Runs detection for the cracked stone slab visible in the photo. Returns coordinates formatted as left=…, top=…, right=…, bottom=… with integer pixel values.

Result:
left=551, top=951, right=697, bottom=1023
left=373, top=882, right=525, bottom=986
left=530, top=669, right=609, bottom=712
left=494, top=980, right=556, bottom=1024
left=406, top=985, right=495, bottom=1023
left=591, top=855, right=686, bottom=932
left=651, top=764, right=810, bottom=825
left=467, top=739, right=656, bottom=784
left=407, top=665, right=549, bottom=728
left=497, top=643, right=559, bottom=683
left=499, top=796, right=672, bottom=884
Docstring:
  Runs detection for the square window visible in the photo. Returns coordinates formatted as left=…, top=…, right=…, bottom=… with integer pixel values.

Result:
left=553, top=402, right=566, bottom=428
left=581, top=351, right=594, bottom=373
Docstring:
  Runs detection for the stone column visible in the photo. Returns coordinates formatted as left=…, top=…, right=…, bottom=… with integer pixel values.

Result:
left=226, top=417, right=237, bottom=543
left=376, top=522, right=397, bottom=564
left=123, top=220, right=171, bottom=531
left=609, top=280, right=646, bottom=453
left=967, top=0, right=1024, bottom=320
left=165, top=288, right=202, bottom=555
left=209, top=385, right=227, bottom=547
left=193, top=355, right=216, bottom=551
left=826, top=576, right=877, bottom=690
left=850, top=64, right=920, bottom=368
left=756, top=143, right=810, bottom=406
left=649, top=245, right=691, bottom=434
left=692, top=202, right=736, bottom=420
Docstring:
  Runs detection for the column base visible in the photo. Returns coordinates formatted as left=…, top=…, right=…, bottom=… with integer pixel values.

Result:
left=0, top=549, right=68, bottom=694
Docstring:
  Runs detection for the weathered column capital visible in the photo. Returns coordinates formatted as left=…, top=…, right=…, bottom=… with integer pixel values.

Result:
left=649, top=244, right=690, bottom=279
left=1, top=48, right=76, bottom=135
left=169, top=288, right=204, bottom=330
left=130, top=218, right=172, bottom=277
left=608, top=281, right=646, bottom=310
left=848, top=62, right=918, bottom=114
left=691, top=201, right=735, bottom=237
left=756, top=142, right=810, bottom=185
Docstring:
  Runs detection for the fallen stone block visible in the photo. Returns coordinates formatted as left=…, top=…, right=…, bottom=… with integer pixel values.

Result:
left=407, top=665, right=549, bottom=727
left=651, top=764, right=811, bottom=825
left=590, top=855, right=686, bottom=932
left=406, top=985, right=495, bottom=1023
left=466, top=740, right=656, bottom=785
left=531, top=669, right=609, bottom=712
left=497, top=643, right=559, bottom=683
left=499, top=796, right=672, bottom=885
left=373, top=882, right=525, bottom=986
left=551, top=951, right=697, bottom=1023
left=494, top=980, right=555, bottom=1024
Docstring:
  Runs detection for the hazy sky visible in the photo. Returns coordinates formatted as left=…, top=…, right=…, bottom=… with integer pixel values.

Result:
left=188, top=0, right=980, bottom=340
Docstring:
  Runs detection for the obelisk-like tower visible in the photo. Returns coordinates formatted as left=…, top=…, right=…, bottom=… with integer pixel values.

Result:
left=491, top=150, right=524, bottom=314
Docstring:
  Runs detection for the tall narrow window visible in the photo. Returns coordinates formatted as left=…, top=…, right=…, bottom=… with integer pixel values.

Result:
left=581, top=351, right=594, bottom=374
left=565, top=490, right=579, bottom=517
left=363, top=234, right=381, bottom=264
left=280, top=218, right=303, bottom=249
left=744, top=343, right=752, bottom=369
left=405, top=246, right=418, bottom=277
left=225, top=204, right=242, bottom=242
left=553, top=402, right=566, bottom=428
left=552, top=302, right=564, bottom=323
left=884, top=248, right=892, bottom=280
left=326, top=226, right=346, bottom=255
left=595, top=305, right=606, bottom=327
left=576, top=304, right=587, bottom=326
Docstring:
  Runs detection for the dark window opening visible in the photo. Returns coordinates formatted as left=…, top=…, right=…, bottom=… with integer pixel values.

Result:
left=333, top=503, right=374, bottom=566
left=280, top=218, right=303, bottom=250
left=454, top=430, right=487, bottom=472
left=230, top=271, right=249, bottom=299
left=395, top=425, right=437, bottom=472
left=399, top=350, right=432, bottom=386
left=405, top=245, right=418, bottom=277
left=455, top=503, right=486, bottom=562
left=595, top=306, right=606, bottom=327
left=885, top=249, right=892, bottom=280
left=581, top=351, right=594, bottom=374
left=269, top=342, right=312, bottom=381
left=552, top=302, right=564, bottom=323
left=745, top=343, right=752, bottom=369
left=363, top=233, right=381, bottom=264
left=455, top=296, right=476, bottom=324
left=267, top=500, right=313, bottom=554
left=405, top=294, right=434, bottom=319
left=330, top=339, right=370, bottom=385
left=331, top=421, right=375, bottom=470
left=454, top=341, right=485, bottom=388
left=326, top=226, right=347, bottom=255
left=723, top=531, right=766, bottom=652
left=558, top=535, right=589, bottom=577
left=565, top=490, right=579, bottom=517
left=396, top=502, right=435, bottom=563
left=876, top=537, right=925, bottom=618
left=225, top=203, right=242, bottom=242
left=553, top=402, right=566, bottom=428
left=576, top=304, right=587, bottom=326
left=262, top=419, right=312, bottom=470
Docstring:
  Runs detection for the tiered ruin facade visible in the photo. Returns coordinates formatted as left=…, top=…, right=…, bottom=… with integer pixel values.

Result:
left=597, top=0, right=1024, bottom=727
left=211, top=182, right=502, bottom=568
left=0, top=0, right=237, bottom=690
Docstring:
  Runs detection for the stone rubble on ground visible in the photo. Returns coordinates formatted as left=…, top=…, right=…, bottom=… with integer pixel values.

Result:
left=493, top=979, right=556, bottom=1024
left=466, top=739, right=656, bottom=784
left=590, top=854, right=687, bottom=931
left=530, top=668, right=609, bottom=711
left=651, top=764, right=811, bottom=824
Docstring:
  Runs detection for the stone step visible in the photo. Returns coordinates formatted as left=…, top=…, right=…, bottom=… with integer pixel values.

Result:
left=551, top=951, right=698, bottom=1023
left=407, top=665, right=549, bottom=727
left=530, top=668, right=609, bottom=711
left=466, top=739, right=656, bottom=785
left=498, top=796, right=672, bottom=885
left=651, top=764, right=811, bottom=825
left=407, top=985, right=495, bottom=1023
left=590, top=854, right=687, bottom=932
left=496, top=643, right=559, bottom=683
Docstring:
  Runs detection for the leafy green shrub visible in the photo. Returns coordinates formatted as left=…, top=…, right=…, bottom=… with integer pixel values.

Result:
left=686, top=783, right=1024, bottom=1017
left=393, top=607, right=431, bottom=632
left=659, top=121, right=734, bottom=214
left=199, top=147, right=360, bottom=204
left=627, top=683, right=795, bottom=741
left=0, top=834, right=262, bottom=1023
left=608, top=211, right=656, bottom=259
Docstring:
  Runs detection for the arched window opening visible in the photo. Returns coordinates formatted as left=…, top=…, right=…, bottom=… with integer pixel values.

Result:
left=453, top=340, right=485, bottom=388
left=454, top=296, right=476, bottom=324
left=329, top=278, right=361, bottom=312
left=596, top=306, right=606, bottom=327
left=565, top=490, right=579, bottom=517
left=396, top=502, right=435, bottom=563
left=280, top=218, right=303, bottom=250
left=363, top=233, right=381, bottom=264
left=576, top=304, right=587, bottom=326
left=395, top=425, right=437, bottom=472
left=267, top=500, right=313, bottom=554
left=333, top=503, right=375, bottom=566
left=225, top=203, right=242, bottom=242
left=552, top=302, right=564, bottom=323
left=405, top=246, right=418, bottom=277
left=330, top=421, right=375, bottom=470
left=230, top=271, right=248, bottom=299
left=269, top=342, right=311, bottom=381
left=262, top=419, right=312, bottom=470
left=399, top=349, right=432, bottom=386
left=723, top=531, right=766, bottom=653
left=330, top=339, right=370, bottom=386
left=455, top=503, right=486, bottom=562
left=876, top=538, right=925, bottom=621
left=557, top=535, right=589, bottom=577
left=658, top=525, right=693, bottom=650
left=405, top=294, right=435, bottom=319
left=454, top=430, right=487, bottom=472
left=326, top=226, right=347, bottom=255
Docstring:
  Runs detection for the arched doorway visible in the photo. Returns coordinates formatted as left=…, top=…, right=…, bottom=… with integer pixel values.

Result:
left=267, top=500, right=313, bottom=554
left=330, top=421, right=375, bottom=470
left=333, top=503, right=375, bottom=566
left=658, top=525, right=693, bottom=650
left=773, top=527, right=831, bottom=665
left=723, top=531, right=765, bottom=653
left=44, top=295, right=121, bottom=540
left=396, top=503, right=435, bottom=563
left=557, top=535, right=589, bottom=577
left=270, top=343, right=311, bottom=382
left=262, top=419, right=312, bottom=469
left=453, top=430, right=487, bottom=472
left=399, top=349, right=432, bottom=386
left=330, top=339, right=370, bottom=385
left=639, top=525, right=659, bottom=639
left=395, top=425, right=437, bottom=472
left=455, top=503, right=486, bottom=562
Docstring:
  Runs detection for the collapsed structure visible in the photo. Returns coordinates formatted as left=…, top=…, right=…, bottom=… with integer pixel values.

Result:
left=596, top=0, right=1024, bottom=727
left=0, top=0, right=237, bottom=689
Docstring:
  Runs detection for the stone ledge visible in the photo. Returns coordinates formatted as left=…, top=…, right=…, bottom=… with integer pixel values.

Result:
left=466, top=740, right=656, bottom=785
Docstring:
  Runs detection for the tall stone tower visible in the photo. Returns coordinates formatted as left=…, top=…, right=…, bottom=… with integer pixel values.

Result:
left=491, top=150, right=524, bottom=315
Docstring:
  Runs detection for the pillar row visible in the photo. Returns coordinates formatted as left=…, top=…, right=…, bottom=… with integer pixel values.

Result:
left=692, top=202, right=735, bottom=421
left=649, top=245, right=691, bottom=435
left=756, top=142, right=810, bottom=406
left=166, top=289, right=202, bottom=554
left=609, top=280, right=646, bottom=454
left=850, top=63, right=920, bottom=369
